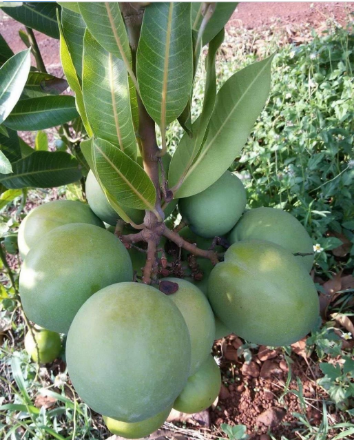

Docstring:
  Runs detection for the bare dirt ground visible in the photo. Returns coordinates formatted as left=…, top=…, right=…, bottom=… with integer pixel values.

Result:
left=1, top=3, right=354, bottom=440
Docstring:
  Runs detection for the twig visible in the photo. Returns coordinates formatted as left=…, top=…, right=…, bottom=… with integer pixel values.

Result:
left=163, top=227, right=219, bottom=265
left=0, top=243, right=19, bottom=295
left=25, top=27, right=47, bottom=73
left=143, top=239, right=157, bottom=284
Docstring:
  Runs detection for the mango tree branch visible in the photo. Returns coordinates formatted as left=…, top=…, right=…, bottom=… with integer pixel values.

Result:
left=163, top=227, right=219, bottom=265
left=143, top=239, right=157, bottom=284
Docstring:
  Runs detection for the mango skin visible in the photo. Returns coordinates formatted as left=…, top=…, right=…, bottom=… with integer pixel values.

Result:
left=162, top=278, right=215, bottom=376
left=103, top=406, right=171, bottom=439
left=19, top=224, right=133, bottom=334
left=178, top=172, right=246, bottom=238
left=228, top=207, right=314, bottom=272
left=173, top=355, right=221, bottom=414
left=18, top=200, right=104, bottom=258
left=208, top=240, right=320, bottom=347
left=25, top=329, right=62, bottom=364
left=214, top=317, right=232, bottom=340
left=66, top=282, right=191, bottom=422
left=86, top=170, right=145, bottom=226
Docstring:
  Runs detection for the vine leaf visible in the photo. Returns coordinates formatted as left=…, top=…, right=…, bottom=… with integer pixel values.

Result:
left=83, top=31, right=137, bottom=160
left=0, top=49, right=31, bottom=125
left=137, top=2, right=193, bottom=136
left=169, top=55, right=274, bottom=198
left=92, top=138, right=156, bottom=211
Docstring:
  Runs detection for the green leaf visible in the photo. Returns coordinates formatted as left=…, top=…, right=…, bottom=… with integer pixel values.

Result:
left=4, top=96, right=79, bottom=131
left=11, top=356, right=32, bottom=404
left=19, top=137, right=34, bottom=158
left=79, top=2, right=131, bottom=64
left=333, top=428, right=354, bottom=440
left=2, top=2, right=60, bottom=39
left=129, top=76, right=139, bottom=137
left=0, top=126, right=8, bottom=137
left=0, top=189, right=22, bottom=210
left=35, top=131, right=48, bottom=151
left=0, top=128, right=21, bottom=163
left=0, top=49, right=31, bottom=125
left=137, top=2, right=193, bottom=127
left=0, top=151, right=82, bottom=189
left=169, top=55, right=274, bottom=198
left=320, top=362, right=341, bottom=380
left=61, top=7, right=86, bottom=80
left=83, top=31, right=137, bottom=160
left=23, top=71, right=68, bottom=98
left=0, top=403, right=40, bottom=415
left=57, top=2, right=80, bottom=14
left=0, top=34, right=14, bottom=65
left=195, top=28, right=224, bottom=151
left=191, top=2, right=237, bottom=46
left=81, top=138, right=136, bottom=224
left=93, top=137, right=156, bottom=211
left=58, top=18, right=92, bottom=136
left=0, top=151, right=12, bottom=174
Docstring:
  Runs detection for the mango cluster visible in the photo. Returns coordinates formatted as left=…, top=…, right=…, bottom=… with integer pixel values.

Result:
left=18, top=169, right=319, bottom=438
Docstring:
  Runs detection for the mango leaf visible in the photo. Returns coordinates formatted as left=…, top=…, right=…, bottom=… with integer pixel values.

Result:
left=23, top=72, right=68, bottom=98
left=93, top=137, right=156, bottom=211
left=79, top=2, right=131, bottom=65
left=58, top=19, right=92, bottom=136
left=2, top=2, right=60, bottom=39
left=61, top=7, right=86, bottom=80
left=3, top=96, right=79, bottom=131
left=191, top=2, right=237, bottom=46
left=129, top=76, right=139, bottom=137
left=57, top=2, right=80, bottom=14
left=0, top=125, right=8, bottom=136
left=170, top=30, right=224, bottom=181
left=83, top=31, right=137, bottom=160
left=195, top=28, right=224, bottom=151
left=0, top=49, right=31, bottom=125
left=81, top=138, right=136, bottom=224
left=0, top=151, right=12, bottom=174
left=0, top=34, right=13, bottom=66
left=35, top=131, right=48, bottom=151
left=19, top=137, right=34, bottom=158
left=0, top=128, right=21, bottom=163
left=137, top=2, right=193, bottom=128
left=170, top=55, right=273, bottom=198
left=0, top=151, right=81, bottom=189
left=0, top=188, right=22, bottom=210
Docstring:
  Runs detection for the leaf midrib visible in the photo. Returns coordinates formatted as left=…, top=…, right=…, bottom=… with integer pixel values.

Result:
left=94, top=142, right=155, bottom=211
left=0, top=51, right=29, bottom=103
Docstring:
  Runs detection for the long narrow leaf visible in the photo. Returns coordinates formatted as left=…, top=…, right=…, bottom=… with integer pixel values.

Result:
left=61, top=7, right=86, bottom=80
left=59, top=19, right=92, bottom=135
left=137, top=2, right=193, bottom=127
left=23, top=72, right=68, bottom=98
left=0, top=49, right=31, bottom=125
left=83, top=31, right=137, bottom=159
left=79, top=2, right=131, bottom=65
left=170, top=55, right=273, bottom=198
left=0, top=150, right=12, bottom=174
left=93, top=137, right=156, bottom=211
left=0, top=151, right=82, bottom=189
left=0, top=128, right=21, bottom=163
left=2, top=2, right=60, bottom=39
left=10, top=356, right=32, bottom=405
left=0, top=34, right=14, bottom=65
left=4, top=96, right=79, bottom=131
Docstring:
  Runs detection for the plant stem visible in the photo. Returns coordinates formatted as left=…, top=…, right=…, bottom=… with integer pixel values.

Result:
left=163, top=227, right=219, bottom=265
left=25, top=27, right=47, bottom=73
left=0, top=243, right=18, bottom=295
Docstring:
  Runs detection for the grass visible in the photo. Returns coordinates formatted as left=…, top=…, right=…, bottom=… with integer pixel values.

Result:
left=1, top=13, right=354, bottom=440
